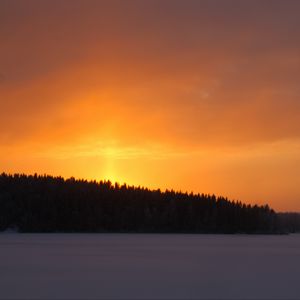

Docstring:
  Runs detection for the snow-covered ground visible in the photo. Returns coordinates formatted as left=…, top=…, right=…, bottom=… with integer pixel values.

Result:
left=0, top=233, right=299, bottom=299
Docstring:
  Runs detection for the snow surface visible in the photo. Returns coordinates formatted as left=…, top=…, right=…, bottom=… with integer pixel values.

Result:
left=0, top=233, right=299, bottom=299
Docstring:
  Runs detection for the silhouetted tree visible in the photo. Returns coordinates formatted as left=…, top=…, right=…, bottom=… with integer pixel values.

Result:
left=0, top=173, right=281, bottom=233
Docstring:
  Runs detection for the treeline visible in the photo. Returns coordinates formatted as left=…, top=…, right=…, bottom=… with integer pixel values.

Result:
left=0, top=173, right=280, bottom=233
left=277, top=213, right=300, bottom=233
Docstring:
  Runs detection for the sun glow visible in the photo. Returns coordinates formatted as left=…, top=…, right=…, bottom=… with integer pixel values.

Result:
left=1, top=1, right=300, bottom=210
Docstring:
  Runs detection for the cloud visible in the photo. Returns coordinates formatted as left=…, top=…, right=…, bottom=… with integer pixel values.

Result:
left=0, top=0, right=300, bottom=149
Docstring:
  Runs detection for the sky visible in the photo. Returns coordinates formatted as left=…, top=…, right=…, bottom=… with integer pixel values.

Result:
left=1, top=0, right=300, bottom=211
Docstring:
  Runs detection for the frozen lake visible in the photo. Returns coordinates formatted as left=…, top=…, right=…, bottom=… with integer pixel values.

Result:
left=0, top=233, right=299, bottom=299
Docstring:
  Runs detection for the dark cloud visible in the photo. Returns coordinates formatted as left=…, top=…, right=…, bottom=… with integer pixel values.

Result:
left=1, top=0, right=300, bottom=82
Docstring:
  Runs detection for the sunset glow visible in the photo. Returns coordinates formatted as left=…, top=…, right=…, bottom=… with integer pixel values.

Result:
left=1, top=0, right=300, bottom=211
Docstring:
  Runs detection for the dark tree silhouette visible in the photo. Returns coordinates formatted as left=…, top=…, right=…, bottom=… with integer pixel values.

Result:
left=0, top=173, right=280, bottom=233
left=277, top=212, right=300, bottom=233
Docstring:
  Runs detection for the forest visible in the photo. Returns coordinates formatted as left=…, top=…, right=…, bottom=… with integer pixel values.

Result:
left=0, top=173, right=296, bottom=234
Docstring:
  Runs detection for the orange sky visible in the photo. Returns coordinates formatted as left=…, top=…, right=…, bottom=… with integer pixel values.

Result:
left=1, top=0, right=300, bottom=211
